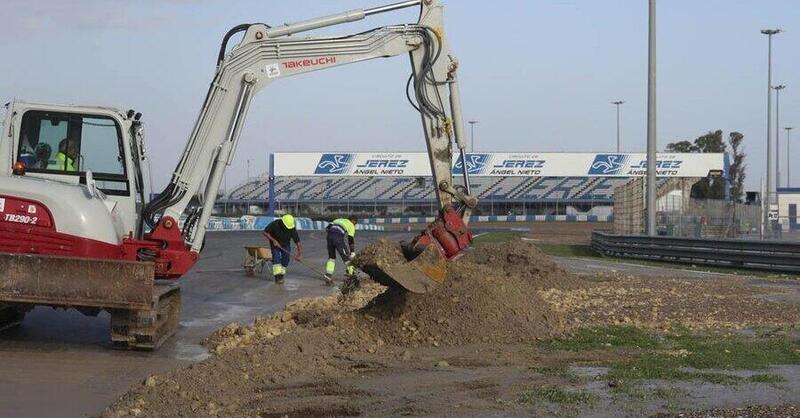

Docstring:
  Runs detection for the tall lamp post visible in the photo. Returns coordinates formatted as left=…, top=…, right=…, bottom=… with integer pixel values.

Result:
left=612, top=101, right=624, bottom=152
left=468, top=120, right=478, bottom=152
left=646, top=0, right=657, bottom=236
left=761, top=28, right=781, bottom=237
left=787, top=127, right=794, bottom=187
left=774, top=84, right=786, bottom=188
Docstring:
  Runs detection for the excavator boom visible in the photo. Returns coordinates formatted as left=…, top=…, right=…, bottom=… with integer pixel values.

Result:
left=0, top=0, right=474, bottom=351
left=142, top=0, right=477, bottom=290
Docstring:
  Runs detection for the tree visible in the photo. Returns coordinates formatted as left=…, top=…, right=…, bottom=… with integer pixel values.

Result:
left=728, top=132, right=746, bottom=203
left=665, top=140, right=697, bottom=153
left=665, top=130, right=743, bottom=200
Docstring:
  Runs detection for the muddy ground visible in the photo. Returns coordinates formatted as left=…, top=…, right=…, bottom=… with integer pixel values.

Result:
left=103, top=238, right=800, bottom=417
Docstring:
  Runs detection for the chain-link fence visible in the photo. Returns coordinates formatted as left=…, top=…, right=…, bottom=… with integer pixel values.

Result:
left=613, top=177, right=768, bottom=240
left=657, top=196, right=762, bottom=239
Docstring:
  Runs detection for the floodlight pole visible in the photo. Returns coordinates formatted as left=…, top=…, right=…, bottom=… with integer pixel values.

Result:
left=773, top=84, right=785, bottom=188
left=787, top=127, right=794, bottom=187
left=646, top=0, right=657, bottom=236
left=761, top=28, right=781, bottom=238
left=612, top=101, right=624, bottom=152
left=468, top=120, right=478, bottom=153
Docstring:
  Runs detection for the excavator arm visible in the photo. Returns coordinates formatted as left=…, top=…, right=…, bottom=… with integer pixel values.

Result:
left=139, top=0, right=476, bottom=286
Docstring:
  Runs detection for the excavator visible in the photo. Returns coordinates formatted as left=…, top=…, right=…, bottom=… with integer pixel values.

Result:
left=0, top=0, right=476, bottom=349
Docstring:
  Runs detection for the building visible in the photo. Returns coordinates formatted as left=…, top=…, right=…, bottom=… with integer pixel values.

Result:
left=777, top=188, right=800, bottom=232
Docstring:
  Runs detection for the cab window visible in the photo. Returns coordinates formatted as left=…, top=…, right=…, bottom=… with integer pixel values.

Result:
left=17, top=110, right=129, bottom=195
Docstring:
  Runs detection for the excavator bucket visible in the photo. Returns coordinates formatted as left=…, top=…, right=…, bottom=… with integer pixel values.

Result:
left=360, top=244, right=447, bottom=294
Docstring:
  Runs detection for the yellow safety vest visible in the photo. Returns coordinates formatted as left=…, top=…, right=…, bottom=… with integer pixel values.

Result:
left=332, top=218, right=356, bottom=237
left=48, top=152, right=76, bottom=172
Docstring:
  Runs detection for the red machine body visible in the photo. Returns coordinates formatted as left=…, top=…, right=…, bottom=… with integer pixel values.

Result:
left=412, top=205, right=472, bottom=260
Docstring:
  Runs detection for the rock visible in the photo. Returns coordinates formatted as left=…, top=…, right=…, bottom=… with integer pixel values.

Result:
left=280, top=311, right=293, bottom=322
left=435, top=360, right=449, bottom=368
left=401, top=350, right=412, bottom=361
left=130, top=408, right=143, bottom=417
left=144, top=376, right=157, bottom=387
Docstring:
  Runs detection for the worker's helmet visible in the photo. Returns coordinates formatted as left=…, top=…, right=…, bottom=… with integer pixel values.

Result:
left=281, top=214, right=296, bottom=229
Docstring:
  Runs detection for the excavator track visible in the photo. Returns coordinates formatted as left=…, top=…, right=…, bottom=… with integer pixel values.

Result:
left=110, top=283, right=181, bottom=350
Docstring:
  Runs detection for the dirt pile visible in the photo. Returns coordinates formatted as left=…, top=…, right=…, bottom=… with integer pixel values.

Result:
left=357, top=240, right=584, bottom=346
left=541, top=272, right=800, bottom=330
left=105, top=239, right=585, bottom=417
left=209, top=239, right=582, bottom=351
left=103, top=238, right=800, bottom=417
left=351, top=239, right=407, bottom=267
left=206, top=281, right=386, bottom=354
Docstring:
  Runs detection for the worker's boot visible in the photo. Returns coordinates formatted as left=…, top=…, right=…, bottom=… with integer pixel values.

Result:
left=274, top=274, right=284, bottom=284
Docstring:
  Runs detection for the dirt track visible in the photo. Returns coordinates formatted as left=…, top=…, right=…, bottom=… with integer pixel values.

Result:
left=103, top=238, right=800, bottom=417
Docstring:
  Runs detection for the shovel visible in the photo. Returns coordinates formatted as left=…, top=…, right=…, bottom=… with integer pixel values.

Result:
left=271, top=243, right=335, bottom=284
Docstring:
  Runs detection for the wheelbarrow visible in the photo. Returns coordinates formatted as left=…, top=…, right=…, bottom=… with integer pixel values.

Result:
left=242, top=246, right=271, bottom=276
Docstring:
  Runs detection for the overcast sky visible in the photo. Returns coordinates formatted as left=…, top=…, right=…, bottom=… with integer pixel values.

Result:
left=1, top=0, right=797, bottom=191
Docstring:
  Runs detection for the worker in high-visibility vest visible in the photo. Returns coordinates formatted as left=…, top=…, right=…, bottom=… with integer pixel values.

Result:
left=263, top=214, right=303, bottom=283
left=47, top=138, right=78, bottom=172
left=324, top=217, right=358, bottom=285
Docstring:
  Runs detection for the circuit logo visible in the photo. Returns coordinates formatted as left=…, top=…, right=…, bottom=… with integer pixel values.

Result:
left=315, top=154, right=354, bottom=175
left=588, top=154, right=629, bottom=175
left=452, top=154, right=490, bottom=175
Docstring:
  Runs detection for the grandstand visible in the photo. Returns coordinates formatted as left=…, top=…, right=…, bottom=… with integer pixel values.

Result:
left=223, top=176, right=629, bottom=217
left=217, top=152, right=727, bottom=220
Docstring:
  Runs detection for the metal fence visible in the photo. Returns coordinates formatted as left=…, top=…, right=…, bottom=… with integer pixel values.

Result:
left=592, top=231, right=800, bottom=272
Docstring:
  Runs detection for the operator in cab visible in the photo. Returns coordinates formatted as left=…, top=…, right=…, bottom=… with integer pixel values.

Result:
left=263, top=214, right=304, bottom=283
left=324, top=217, right=358, bottom=286
left=47, top=138, right=78, bottom=172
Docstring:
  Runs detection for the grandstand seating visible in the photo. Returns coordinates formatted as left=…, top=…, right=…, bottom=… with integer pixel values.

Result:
left=227, top=176, right=633, bottom=203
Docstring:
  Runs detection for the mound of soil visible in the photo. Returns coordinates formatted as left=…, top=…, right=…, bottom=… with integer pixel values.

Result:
left=351, top=239, right=407, bottom=267
left=354, top=240, right=583, bottom=346
left=103, top=238, right=800, bottom=417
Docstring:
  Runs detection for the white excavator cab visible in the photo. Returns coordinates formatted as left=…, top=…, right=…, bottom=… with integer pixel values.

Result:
left=2, top=101, right=150, bottom=239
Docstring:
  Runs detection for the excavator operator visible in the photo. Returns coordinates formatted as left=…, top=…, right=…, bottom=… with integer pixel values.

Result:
left=263, top=214, right=304, bottom=283
left=47, top=138, right=78, bottom=172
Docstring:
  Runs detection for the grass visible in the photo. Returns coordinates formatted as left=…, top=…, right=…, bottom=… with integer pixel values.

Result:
left=535, top=244, right=599, bottom=258
left=517, top=386, right=597, bottom=406
left=541, top=326, right=800, bottom=386
left=747, top=374, right=786, bottom=384
left=530, top=365, right=586, bottom=384
left=472, top=231, right=521, bottom=244
left=544, top=326, right=660, bottom=352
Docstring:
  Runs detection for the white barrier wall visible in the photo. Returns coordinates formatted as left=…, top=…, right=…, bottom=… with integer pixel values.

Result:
left=274, top=152, right=725, bottom=178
